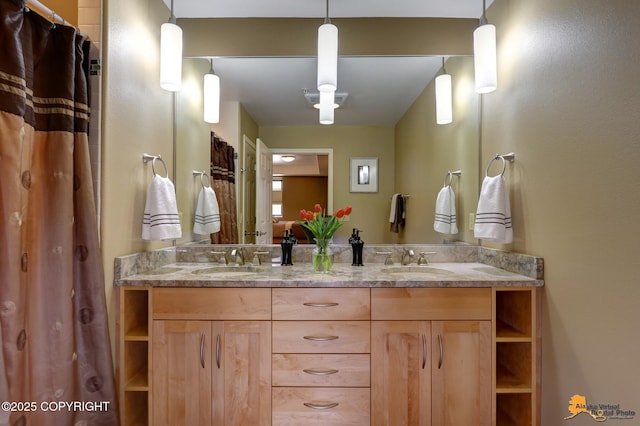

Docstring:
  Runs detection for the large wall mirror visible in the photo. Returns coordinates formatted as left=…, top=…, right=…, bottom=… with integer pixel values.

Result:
left=169, top=5, right=483, bottom=245
left=177, top=54, right=480, bottom=245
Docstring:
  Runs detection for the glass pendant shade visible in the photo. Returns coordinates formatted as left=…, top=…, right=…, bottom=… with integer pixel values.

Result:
left=435, top=73, right=453, bottom=125
left=160, top=22, right=183, bottom=92
left=473, top=23, right=497, bottom=93
left=319, top=91, right=335, bottom=125
left=317, top=23, right=338, bottom=92
left=203, top=72, right=220, bottom=124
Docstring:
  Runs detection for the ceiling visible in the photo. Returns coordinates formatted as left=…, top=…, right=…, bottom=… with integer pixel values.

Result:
left=167, top=0, right=492, bottom=126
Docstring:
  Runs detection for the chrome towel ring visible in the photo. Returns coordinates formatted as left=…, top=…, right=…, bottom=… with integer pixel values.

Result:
left=485, top=152, right=515, bottom=177
left=142, top=153, right=169, bottom=178
left=192, top=170, right=211, bottom=189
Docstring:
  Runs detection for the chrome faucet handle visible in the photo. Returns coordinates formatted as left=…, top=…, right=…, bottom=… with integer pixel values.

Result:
left=209, top=251, right=229, bottom=265
left=376, top=251, right=394, bottom=265
left=401, top=248, right=415, bottom=265
left=417, top=251, right=437, bottom=266
left=228, top=247, right=246, bottom=266
left=252, top=251, right=270, bottom=266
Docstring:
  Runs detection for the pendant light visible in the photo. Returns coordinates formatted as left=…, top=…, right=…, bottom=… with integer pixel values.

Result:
left=317, top=0, right=338, bottom=93
left=160, top=0, right=183, bottom=91
left=435, top=57, right=453, bottom=125
left=319, top=91, right=335, bottom=125
left=473, top=0, right=497, bottom=93
left=203, top=59, right=220, bottom=124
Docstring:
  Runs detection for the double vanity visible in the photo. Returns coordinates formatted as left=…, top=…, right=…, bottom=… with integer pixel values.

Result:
left=115, top=244, right=543, bottom=425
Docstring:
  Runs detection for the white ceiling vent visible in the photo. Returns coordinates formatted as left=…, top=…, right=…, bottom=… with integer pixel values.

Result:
left=303, top=91, right=349, bottom=109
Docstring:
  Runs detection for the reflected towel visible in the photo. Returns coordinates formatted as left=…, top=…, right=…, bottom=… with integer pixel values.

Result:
left=434, top=185, right=458, bottom=234
left=142, top=175, right=182, bottom=241
left=389, top=193, right=405, bottom=233
left=193, top=186, right=221, bottom=235
left=474, top=175, right=512, bottom=243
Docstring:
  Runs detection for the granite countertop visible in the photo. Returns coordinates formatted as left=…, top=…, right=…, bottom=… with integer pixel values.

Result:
left=116, top=261, right=543, bottom=288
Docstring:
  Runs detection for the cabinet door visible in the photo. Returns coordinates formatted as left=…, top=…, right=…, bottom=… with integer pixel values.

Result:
left=371, top=321, right=431, bottom=426
left=152, top=320, right=212, bottom=426
left=216, top=321, right=271, bottom=426
left=431, top=321, right=491, bottom=426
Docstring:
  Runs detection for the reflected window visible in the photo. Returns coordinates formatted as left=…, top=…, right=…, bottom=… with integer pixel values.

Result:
left=272, top=203, right=283, bottom=217
left=272, top=179, right=283, bottom=191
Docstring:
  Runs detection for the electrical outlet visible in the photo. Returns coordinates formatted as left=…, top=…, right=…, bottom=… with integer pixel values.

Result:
left=468, top=213, right=475, bottom=231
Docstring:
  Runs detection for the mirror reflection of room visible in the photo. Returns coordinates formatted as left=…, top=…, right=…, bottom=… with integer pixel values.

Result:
left=271, top=153, right=329, bottom=244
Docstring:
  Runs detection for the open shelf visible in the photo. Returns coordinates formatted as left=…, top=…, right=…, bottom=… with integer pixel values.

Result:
left=119, top=287, right=150, bottom=425
left=496, top=341, right=532, bottom=390
left=494, top=288, right=538, bottom=425
left=497, top=393, right=532, bottom=426
left=123, top=390, right=149, bottom=426
left=123, top=288, right=149, bottom=338
left=496, top=290, right=531, bottom=339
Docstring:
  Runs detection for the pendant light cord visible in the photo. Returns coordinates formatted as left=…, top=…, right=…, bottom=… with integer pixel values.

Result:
left=325, top=0, right=331, bottom=24
left=480, top=0, right=488, bottom=25
left=169, top=0, right=176, bottom=24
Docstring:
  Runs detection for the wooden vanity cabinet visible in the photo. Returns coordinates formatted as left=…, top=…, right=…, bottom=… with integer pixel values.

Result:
left=371, top=288, right=493, bottom=426
left=151, top=288, right=271, bottom=426
left=117, top=284, right=540, bottom=425
left=271, top=288, right=371, bottom=425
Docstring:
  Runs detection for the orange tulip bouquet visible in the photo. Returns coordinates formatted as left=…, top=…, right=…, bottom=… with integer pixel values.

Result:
left=299, top=203, right=352, bottom=272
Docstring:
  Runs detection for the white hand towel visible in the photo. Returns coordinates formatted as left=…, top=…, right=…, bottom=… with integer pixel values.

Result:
left=142, top=175, right=182, bottom=241
left=434, top=185, right=458, bottom=234
left=474, top=175, right=513, bottom=243
left=389, top=193, right=400, bottom=223
left=193, top=186, right=221, bottom=235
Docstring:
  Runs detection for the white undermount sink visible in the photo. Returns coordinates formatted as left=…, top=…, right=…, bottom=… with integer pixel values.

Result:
left=192, top=265, right=263, bottom=277
left=382, top=266, right=454, bottom=276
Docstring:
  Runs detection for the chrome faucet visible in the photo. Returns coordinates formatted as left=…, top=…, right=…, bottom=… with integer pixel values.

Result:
left=229, top=247, right=246, bottom=266
left=401, top=248, right=415, bottom=265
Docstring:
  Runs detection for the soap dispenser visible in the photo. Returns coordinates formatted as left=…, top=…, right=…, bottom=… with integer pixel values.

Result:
left=280, top=230, right=293, bottom=266
left=349, top=228, right=364, bottom=266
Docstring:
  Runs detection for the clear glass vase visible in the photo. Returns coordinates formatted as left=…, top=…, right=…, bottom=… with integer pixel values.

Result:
left=312, top=238, right=333, bottom=273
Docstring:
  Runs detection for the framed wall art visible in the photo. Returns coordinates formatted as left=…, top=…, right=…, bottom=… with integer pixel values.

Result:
left=350, top=157, right=378, bottom=193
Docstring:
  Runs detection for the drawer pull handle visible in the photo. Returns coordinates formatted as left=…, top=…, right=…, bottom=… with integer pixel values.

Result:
left=422, top=334, right=427, bottom=369
left=303, top=302, right=339, bottom=308
left=303, top=369, right=339, bottom=376
left=304, top=402, right=339, bottom=410
left=438, top=333, right=443, bottom=369
left=215, top=334, right=221, bottom=369
left=200, top=334, right=205, bottom=369
left=304, top=335, right=339, bottom=341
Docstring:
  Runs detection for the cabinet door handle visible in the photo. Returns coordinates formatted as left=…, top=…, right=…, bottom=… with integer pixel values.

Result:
left=304, top=335, right=339, bottom=341
left=303, top=302, right=339, bottom=308
left=200, top=334, right=205, bottom=369
left=438, top=334, right=443, bottom=369
left=303, top=402, right=339, bottom=410
left=215, top=334, right=221, bottom=369
left=422, top=334, right=427, bottom=369
left=303, top=369, right=339, bottom=376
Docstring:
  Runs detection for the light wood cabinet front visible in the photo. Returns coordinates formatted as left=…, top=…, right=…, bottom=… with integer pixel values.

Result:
left=431, top=321, right=492, bottom=426
left=152, top=320, right=212, bottom=426
left=272, top=387, right=370, bottom=425
left=272, top=321, right=370, bottom=354
left=371, top=321, right=432, bottom=426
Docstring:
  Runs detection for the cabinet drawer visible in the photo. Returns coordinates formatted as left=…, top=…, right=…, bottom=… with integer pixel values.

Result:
left=272, top=354, right=370, bottom=387
left=152, top=288, right=271, bottom=320
left=273, top=288, right=370, bottom=320
left=371, top=288, right=492, bottom=320
left=273, top=321, right=370, bottom=353
left=272, top=387, right=370, bottom=425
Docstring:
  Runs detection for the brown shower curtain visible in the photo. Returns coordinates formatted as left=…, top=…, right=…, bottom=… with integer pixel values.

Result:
left=210, top=133, right=238, bottom=244
left=0, top=1, right=118, bottom=425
